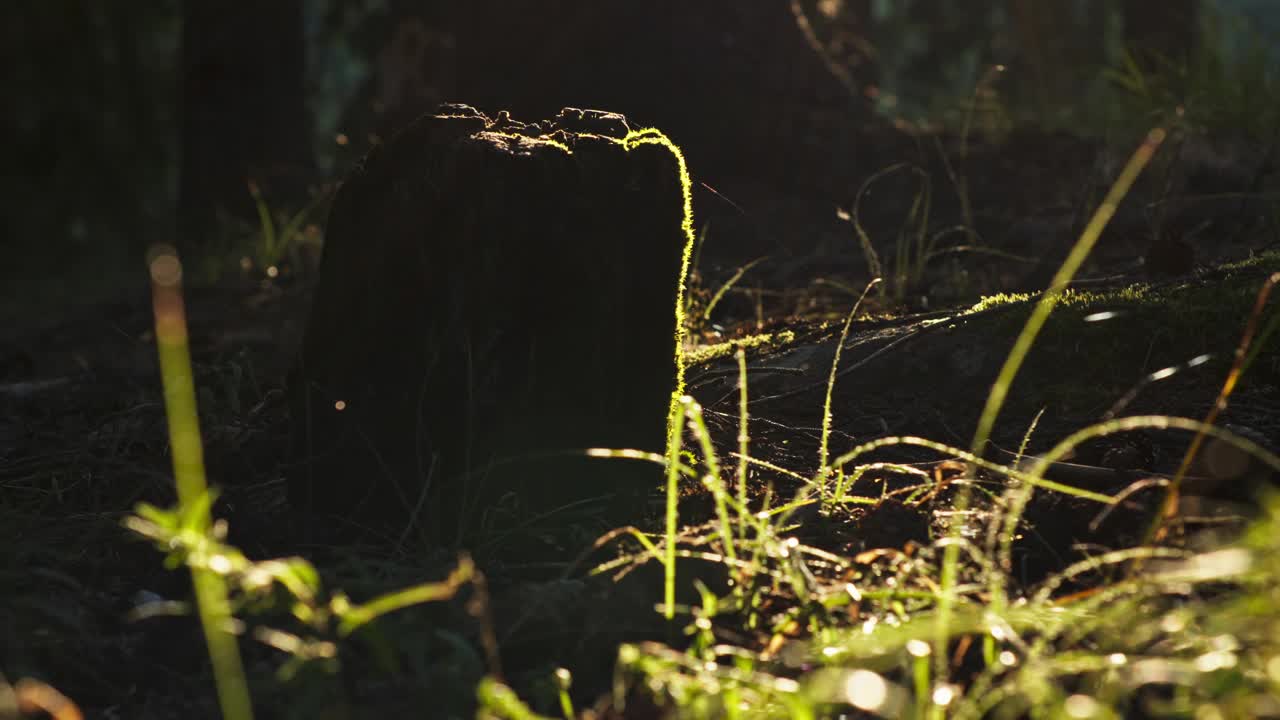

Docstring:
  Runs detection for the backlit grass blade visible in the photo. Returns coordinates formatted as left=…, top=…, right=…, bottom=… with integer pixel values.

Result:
left=1149, top=271, right=1280, bottom=543
left=817, top=278, right=880, bottom=505
left=969, top=128, right=1167, bottom=458
left=149, top=245, right=254, bottom=720
left=939, top=127, right=1166, bottom=682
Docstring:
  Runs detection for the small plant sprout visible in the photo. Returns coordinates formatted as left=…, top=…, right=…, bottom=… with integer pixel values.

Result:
left=133, top=246, right=487, bottom=717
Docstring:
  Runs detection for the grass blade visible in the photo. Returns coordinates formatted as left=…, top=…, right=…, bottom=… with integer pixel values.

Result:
left=148, top=245, right=254, bottom=720
left=818, top=278, right=881, bottom=505
left=1149, top=271, right=1280, bottom=543
left=969, top=128, right=1167, bottom=457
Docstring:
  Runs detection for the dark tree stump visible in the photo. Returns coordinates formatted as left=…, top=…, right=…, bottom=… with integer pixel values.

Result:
left=288, top=105, right=690, bottom=543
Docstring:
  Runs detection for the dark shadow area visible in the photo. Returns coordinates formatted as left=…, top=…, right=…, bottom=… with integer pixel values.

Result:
left=5, top=2, right=1280, bottom=718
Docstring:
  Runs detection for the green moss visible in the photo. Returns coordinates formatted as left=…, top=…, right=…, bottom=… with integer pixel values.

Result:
left=968, top=253, right=1280, bottom=416
left=970, top=250, right=1280, bottom=319
left=684, top=330, right=798, bottom=366
left=966, top=291, right=1035, bottom=313
left=1218, top=248, right=1280, bottom=273
left=966, top=284, right=1159, bottom=315
left=621, top=129, right=697, bottom=396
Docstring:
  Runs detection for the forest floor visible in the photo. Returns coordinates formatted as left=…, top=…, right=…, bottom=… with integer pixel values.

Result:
left=3, top=125, right=1280, bottom=718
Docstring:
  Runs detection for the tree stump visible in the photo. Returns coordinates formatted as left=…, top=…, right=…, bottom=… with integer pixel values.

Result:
left=288, top=105, right=690, bottom=543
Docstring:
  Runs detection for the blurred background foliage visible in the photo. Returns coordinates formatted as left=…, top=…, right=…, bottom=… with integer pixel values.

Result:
left=4, top=0, right=181, bottom=304
left=5, top=0, right=1278, bottom=316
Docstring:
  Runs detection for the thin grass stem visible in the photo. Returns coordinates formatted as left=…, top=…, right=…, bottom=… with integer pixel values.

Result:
left=736, top=348, right=750, bottom=541
left=1149, top=271, right=1280, bottom=543
left=683, top=400, right=738, bottom=563
left=148, top=245, right=254, bottom=720
left=942, top=127, right=1166, bottom=681
left=817, top=278, right=881, bottom=505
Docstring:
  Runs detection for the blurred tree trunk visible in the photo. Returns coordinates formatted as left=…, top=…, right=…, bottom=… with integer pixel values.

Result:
left=179, top=0, right=311, bottom=251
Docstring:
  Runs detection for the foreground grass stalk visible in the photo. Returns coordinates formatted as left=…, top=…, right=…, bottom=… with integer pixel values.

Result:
left=1029, top=415, right=1280, bottom=486
left=148, top=245, right=254, bottom=720
left=984, top=409, right=1044, bottom=667
left=617, top=128, right=698, bottom=624
left=934, top=128, right=1166, bottom=684
left=829, top=436, right=1115, bottom=505
left=969, top=127, right=1166, bottom=458
left=621, top=129, right=695, bottom=404
left=664, top=400, right=689, bottom=620
left=683, top=401, right=738, bottom=564
left=1149, top=271, right=1280, bottom=543
left=817, top=278, right=880, bottom=505
left=336, top=556, right=476, bottom=637
left=736, top=349, right=749, bottom=541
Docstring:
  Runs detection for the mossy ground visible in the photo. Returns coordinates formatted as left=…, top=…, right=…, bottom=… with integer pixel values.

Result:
left=689, top=249, right=1280, bottom=467
left=964, top=249, right=1280, bottom=423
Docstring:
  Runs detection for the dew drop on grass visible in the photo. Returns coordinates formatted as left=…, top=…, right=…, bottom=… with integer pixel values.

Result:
left=1210, top=635, right=1239, bottom=652
left=1267, top=655, right=1280, bottom=683
left=844, top=670, right=888, bottom=712
left=1194, top=651, right=1238, bottom=673
left=1064, top=694, right=1101, bottom=718
left=1195, top=705, right=1226, bottom=720
left=931, top=684, right=956, bottom=707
